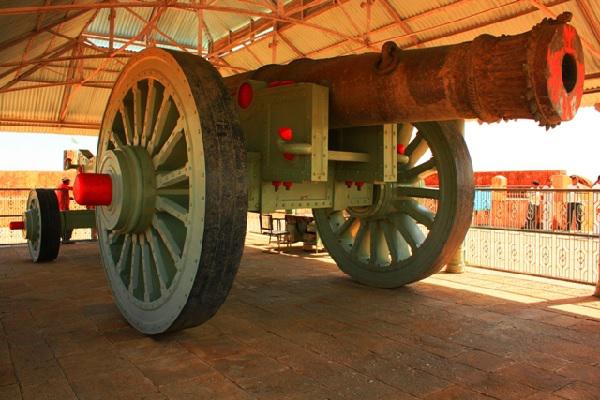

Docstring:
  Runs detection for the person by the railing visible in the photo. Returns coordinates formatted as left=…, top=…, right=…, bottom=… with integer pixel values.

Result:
left=55, top=177, right=74, bottom=243
left=473, top=189, right=491, bottom=226
left=566, top=175, right=583, bottom=231
left=593, top=176, right=600, bottom=235
left=526, top=181, right=541, bottom=229
left=541, top=178, right=554, bottom=230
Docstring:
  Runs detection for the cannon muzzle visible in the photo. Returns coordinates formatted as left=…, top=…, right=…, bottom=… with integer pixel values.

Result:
left=225, top=12, right=584, bottom=128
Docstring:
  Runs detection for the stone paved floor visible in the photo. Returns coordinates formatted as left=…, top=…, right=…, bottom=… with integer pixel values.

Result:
left=1, top=233, right=600, bottom=400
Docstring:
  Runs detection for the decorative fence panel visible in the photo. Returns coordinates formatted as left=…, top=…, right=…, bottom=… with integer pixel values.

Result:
left=465, top=188, right=600, bottom=285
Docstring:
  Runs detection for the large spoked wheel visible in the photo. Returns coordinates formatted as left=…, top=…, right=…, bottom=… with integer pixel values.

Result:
left=314, top=121, right=473, bottom=288
left=24, top=189, right=61, bottom=263
left=96, top=48, right=247, bottom=334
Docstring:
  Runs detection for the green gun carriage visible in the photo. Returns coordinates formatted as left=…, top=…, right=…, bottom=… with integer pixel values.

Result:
left=9, top=150, right=97, bottom=262
left=9, top=13, right=585, bottom=334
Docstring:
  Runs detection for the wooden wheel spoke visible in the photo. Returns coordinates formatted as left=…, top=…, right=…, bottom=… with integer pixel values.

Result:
left=146, top=229, right=169, bottom=291
left=108, top=230, right=122, bottom=245
left=401, top=157, right=437, bottom=181
left=141, top=237, right=159, bottom=302
left=351, top=221, right=369, bottom=257
left=109, top=130, right=124, bottom=149
left=153, top=119, right=185, bottom=168
left=156, top=164, right=189, bottom=189
left=369, top=221, right=389, bottom=266
left=333, top=215, right=355, bottom=237
left=381, top=220, right=410, bottom=263
left=397, top=186, right=440, bottom=200
left=392, top=214, right=425, bottom=251
left=405, top=131, right=430, bottom=167
left=119, top=103, right=133, bottom=146
left=129, top=235, right=142, bottom=296
left=156, top=196, right=188, bottom=224
left=147, top=92, right=173, bottom=156
left=152, top=216, right=182, bottom=267
left=397, top=200, right=435, bottom=228
left=116, top=234, right=132, bottom=275
left=397, top=123, right=413, bottom=147
left=133, top=85, right=143, bottom=146
left=404, top=131, right=423, bottom=157
left=142, top=79, right=157, bottom=146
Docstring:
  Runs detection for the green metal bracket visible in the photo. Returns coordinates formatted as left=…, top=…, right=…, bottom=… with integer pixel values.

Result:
left=260, top=180, right=333, bottom=214
left=239, top=81, right=329, bottom=183
left=247, top=152, right=262, bottom=212
left=239, top=81, right=403, bottom=214
left=60, top=210, right=96, bottom=231
left=332, top=181, right=373, bottom=210
left=330, top=124, right=398, bottom=183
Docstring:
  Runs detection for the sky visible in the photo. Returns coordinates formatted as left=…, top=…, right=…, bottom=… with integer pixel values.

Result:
left=465, top=106, right=599, bottom=181
left=0, top=107, right=597, bottom=179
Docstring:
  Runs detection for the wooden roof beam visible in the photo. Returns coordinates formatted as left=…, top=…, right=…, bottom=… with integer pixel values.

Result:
left=0, top=118, right=100, bottom=130
left=378, top=0, right=421, bottom=48
left=0, top=8, right=90, bottom=53
left=0, top=41, right=75, bottom=88
left=58, top=5, right=170, bottom=121
left=575, top=0, right=600, bottom=49
left=208, top=0, right=355, bottom=58
left=0, top=80, right=113, bottom=94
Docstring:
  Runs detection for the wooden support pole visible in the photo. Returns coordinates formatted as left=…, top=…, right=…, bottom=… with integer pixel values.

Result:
left=444, top=120, right=466, bottom=274
left=271, top=23, right=277, bottom=64
left=197, top=2, right=203, bottom=55
left=109, top=8, right=116, bottom=50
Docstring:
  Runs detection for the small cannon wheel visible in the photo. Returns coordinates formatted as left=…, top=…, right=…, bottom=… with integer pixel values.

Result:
left=25, top=189, right=61, bottom=263
left=314, top=121, right=473, bottom=288
left=96, top=48, right=247, bottom=334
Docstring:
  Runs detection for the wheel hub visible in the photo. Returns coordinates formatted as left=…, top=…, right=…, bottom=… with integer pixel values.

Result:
left=23, top=207, right=38, bottom=241
left=98, top=145, right=156, bottom=233
left=348, top=184, right=397, bottom=219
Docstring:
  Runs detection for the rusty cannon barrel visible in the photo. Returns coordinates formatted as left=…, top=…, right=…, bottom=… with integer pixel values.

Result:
left=225, top=12, right=584, bottom=128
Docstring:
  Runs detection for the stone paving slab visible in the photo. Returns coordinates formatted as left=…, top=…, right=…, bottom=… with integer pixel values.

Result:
left=1, top=234, right=600, bottom=399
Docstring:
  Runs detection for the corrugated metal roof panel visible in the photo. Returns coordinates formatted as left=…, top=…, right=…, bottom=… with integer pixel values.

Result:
left=88, top=7, right=152, bottom=40
left=153, top=7, right=199, bottom=48
left=0, top=84, right=63, bottom=121
left=272, top=22, right=343, bottom=56
left=64, top=85, right=111, bottom=124
left=203, top=0, right=271, bottom=42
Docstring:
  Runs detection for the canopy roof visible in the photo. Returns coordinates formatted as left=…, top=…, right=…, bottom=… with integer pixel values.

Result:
left=0, top=0, right=598, bottom=135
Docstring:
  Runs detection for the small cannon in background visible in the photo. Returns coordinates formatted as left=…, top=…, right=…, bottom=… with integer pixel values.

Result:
left=9, top=149, right=98, bottom=262
left=59, top=13, right=582, bottom=334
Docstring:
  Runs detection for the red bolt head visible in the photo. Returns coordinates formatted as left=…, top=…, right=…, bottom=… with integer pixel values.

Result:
left=278, top=127, right=293, bottom=142
left=345, top=180, right=353, bottom=188
left=272, top=181, right=282, bottom=191
left=283, top=181, right=293, bottom=190
left=397, top=144, right=406, bottom=155
left=355, top=181, right=365, bottom=190
left=237, top=82, right=253, bottom=109
left=283, top=152, right=295, bottom=161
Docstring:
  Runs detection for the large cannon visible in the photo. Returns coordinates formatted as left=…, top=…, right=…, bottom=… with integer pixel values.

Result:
left=64, top=13, right=582, bottom=334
